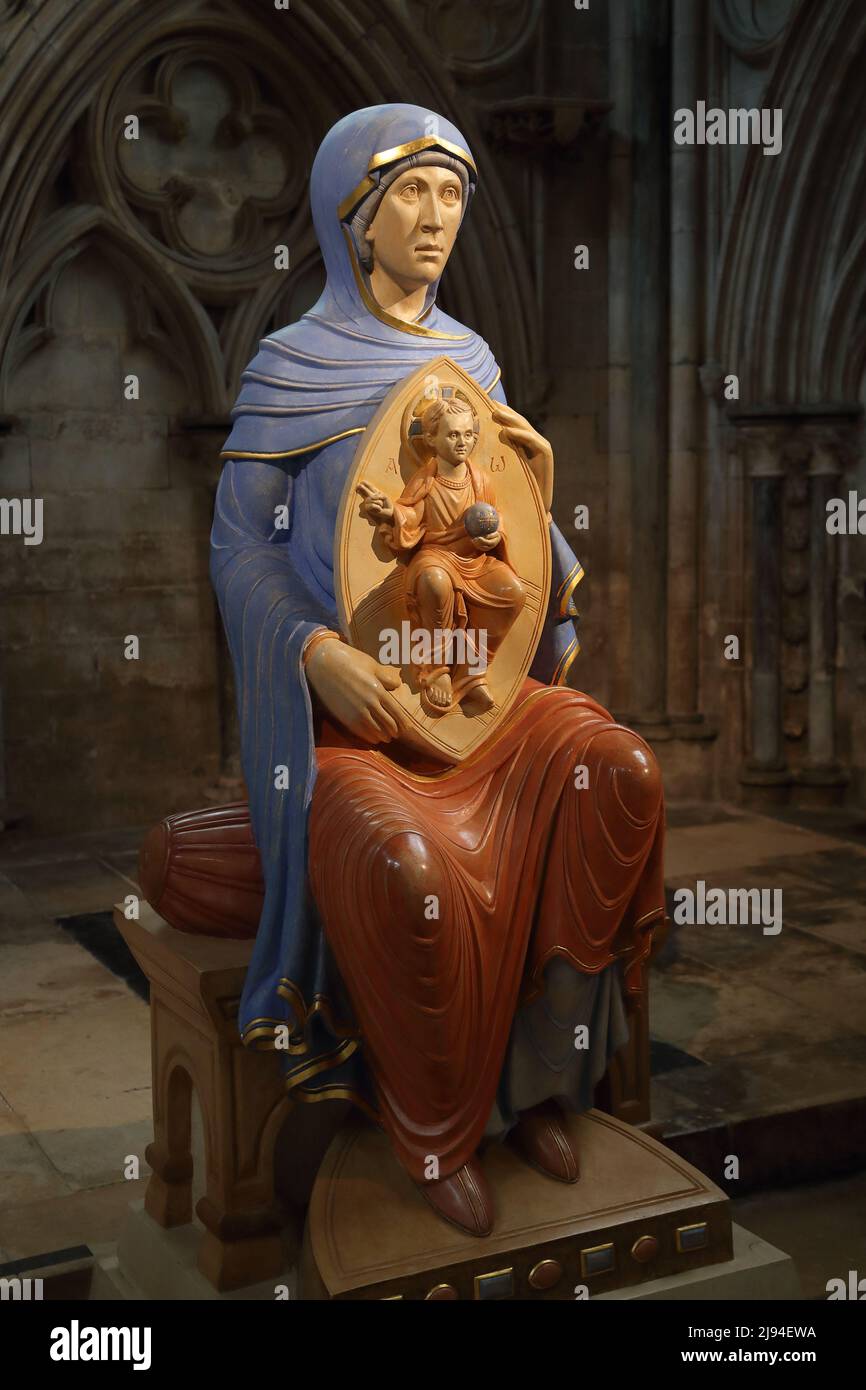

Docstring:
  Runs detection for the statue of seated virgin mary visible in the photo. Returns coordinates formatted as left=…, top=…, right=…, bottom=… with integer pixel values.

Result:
left=205, top=104, right=665, bottom=1238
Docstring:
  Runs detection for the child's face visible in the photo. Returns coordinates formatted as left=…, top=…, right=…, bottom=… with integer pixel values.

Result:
left=429, top=408, right=476, bottom=467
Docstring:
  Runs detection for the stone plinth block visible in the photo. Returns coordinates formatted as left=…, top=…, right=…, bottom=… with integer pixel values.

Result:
left=301, top=1109, right=740, bottom=1301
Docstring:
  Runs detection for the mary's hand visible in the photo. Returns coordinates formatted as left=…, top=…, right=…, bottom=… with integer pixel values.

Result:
left=306, top=639, right=404, bottom=744
left=491, top=405, right=554, bottom=512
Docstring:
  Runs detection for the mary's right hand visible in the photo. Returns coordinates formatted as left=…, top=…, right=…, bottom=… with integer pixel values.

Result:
left=305, top=639, right=404, bottom=744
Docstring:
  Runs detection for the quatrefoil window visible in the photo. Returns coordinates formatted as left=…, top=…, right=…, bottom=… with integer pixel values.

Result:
left=117, top=55, right=295, bottom=261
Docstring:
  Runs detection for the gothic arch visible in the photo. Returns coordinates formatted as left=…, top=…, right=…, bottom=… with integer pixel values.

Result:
left=712, top=0, right=866, bottom=407
left=0, top=0, right=537, bottom=408
left=0, top=206, right=224, bottom=411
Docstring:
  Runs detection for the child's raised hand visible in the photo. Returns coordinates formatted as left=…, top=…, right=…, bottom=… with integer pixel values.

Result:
left=357, top=480, right=394, bottom=522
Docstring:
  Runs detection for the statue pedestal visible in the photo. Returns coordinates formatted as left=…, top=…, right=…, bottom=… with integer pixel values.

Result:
left=301, top=1110, right=773, bottom=1301
left=592, top=1224, right=801, bottom=1300
left=89, top=1202, right=798, bottom=1303
left=89, top=1200, right=799, bottom=1302
left=104, top=905, right=798, bottom=1304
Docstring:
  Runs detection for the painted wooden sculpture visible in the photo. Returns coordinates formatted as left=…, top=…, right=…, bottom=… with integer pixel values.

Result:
left=139, top=104, right=666, bottom=1240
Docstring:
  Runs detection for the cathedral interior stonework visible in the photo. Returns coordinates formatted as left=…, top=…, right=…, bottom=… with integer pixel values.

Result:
left=1, top=0, right=865, bottom=1321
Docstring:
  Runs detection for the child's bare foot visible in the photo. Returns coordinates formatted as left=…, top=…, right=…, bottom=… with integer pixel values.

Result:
left=460, top=682, right=495, bottom=716
left=421, top=670, right=453, bottom=716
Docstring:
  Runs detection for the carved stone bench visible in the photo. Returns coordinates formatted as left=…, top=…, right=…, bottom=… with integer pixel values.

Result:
left=114, top=903, right=291, bottom=1293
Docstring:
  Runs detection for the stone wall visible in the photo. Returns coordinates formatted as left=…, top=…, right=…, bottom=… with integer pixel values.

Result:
left=0, top=246, right=221, bottom=830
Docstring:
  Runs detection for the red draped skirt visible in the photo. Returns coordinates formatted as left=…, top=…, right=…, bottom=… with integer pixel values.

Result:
left=308, top=680, right=664, bottom=1183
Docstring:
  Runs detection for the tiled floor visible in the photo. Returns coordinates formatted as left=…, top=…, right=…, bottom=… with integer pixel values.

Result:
left=0, top=827, right=151, bottom=1264
left=0, top=805, right=864, bottom=1272
left=652, top=804, right=866, bottom=1137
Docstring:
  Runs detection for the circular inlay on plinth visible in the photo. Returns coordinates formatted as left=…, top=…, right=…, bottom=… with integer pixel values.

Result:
left=631, top=1235, right=659, bottom=1264
left=425, top=1283, right=459, bottom=1300
left=528, top=1258, right=563, bottom=1291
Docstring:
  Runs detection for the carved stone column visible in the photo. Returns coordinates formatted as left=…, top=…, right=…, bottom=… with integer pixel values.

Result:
left=606, top=0, right=634, bottom=717
left=666, top=0, right=704, bottom=723
left=799, top=425, right=850, bottom=801
left=739, top=425, right=790, bottom=800
left=628, top=0, right=671, bottom=733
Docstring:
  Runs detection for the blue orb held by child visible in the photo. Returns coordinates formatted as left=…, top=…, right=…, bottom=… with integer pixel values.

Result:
left=464, top=502, right=500, bottom=538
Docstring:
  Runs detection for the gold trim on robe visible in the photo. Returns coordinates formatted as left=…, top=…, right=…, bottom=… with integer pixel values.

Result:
left=552, top=634, right=580, bottom=686
left=220, top=426, right=365, bottom=460
left=557, top=561, right=584, bottom=619
left=341, top=227, right=471, bottom=341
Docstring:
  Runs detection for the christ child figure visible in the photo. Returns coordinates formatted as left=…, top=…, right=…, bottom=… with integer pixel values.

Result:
left=358, top=395, right=526, bottom=718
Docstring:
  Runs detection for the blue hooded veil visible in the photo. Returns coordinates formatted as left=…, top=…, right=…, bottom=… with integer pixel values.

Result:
left=210, top=104, right=583, bottom=1110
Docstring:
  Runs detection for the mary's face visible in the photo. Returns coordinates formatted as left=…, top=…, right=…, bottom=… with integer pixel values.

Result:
left=364, top=164, right=463, bottom=288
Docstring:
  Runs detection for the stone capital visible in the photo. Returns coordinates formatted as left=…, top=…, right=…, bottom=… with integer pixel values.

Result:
left=734, top=423, right=792, bottom=477
left=803, top=422, right=857, bottom=476
left=781, top=435, right=812, bottom=471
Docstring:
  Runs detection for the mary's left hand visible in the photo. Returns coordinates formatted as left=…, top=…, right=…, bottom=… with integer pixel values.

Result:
left=491, top=404, right=554, bottom=513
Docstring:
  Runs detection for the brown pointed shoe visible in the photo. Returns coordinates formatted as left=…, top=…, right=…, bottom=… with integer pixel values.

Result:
left=510, top=1100, right=580, bottom=1183
left=416, top=1153, right=494, bottom=1237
